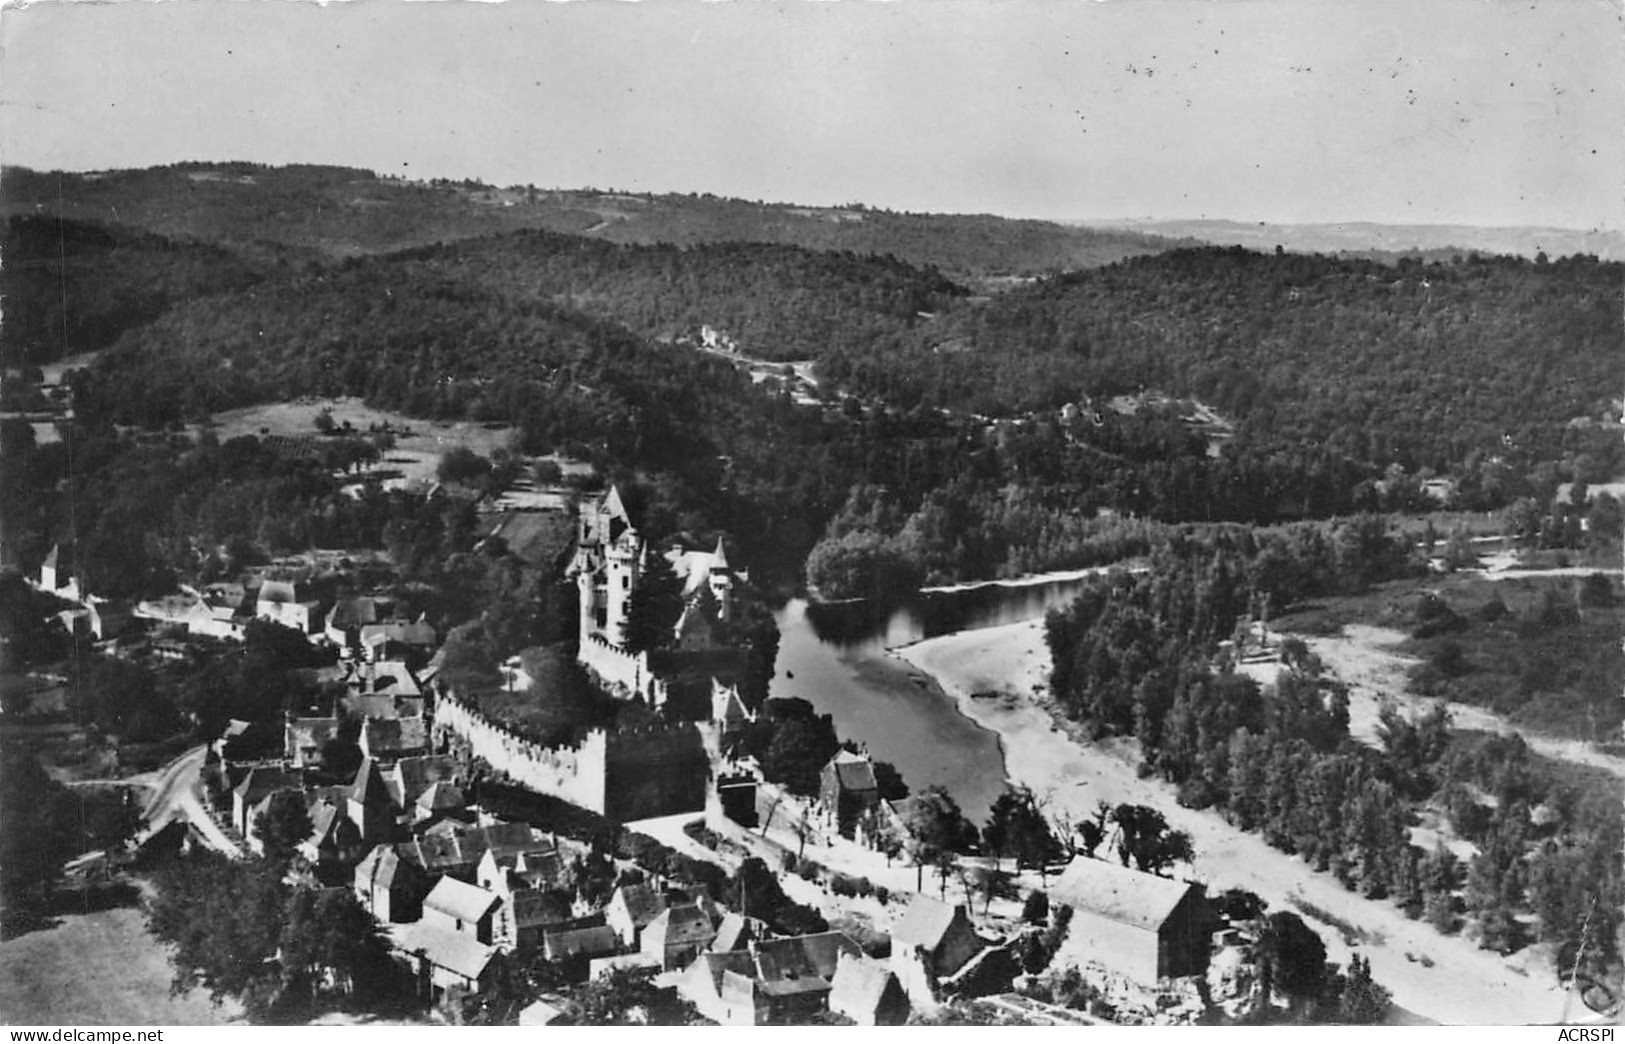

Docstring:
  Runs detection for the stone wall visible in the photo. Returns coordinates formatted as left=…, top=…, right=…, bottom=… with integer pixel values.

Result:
left=604, top=723, right=709, bottom=821
left=433, top=693, right=608, bottom=813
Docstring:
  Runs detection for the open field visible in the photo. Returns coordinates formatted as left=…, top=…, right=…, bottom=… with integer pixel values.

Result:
left=206, top=397, right=519, bottom=492
left=895, top=619, right=1590, bottom=1026
left=0, top=904, right=242, bottom=1026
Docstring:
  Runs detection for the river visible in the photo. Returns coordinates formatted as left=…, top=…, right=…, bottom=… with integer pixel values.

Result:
left=770, top=574, right=1096, bottom=823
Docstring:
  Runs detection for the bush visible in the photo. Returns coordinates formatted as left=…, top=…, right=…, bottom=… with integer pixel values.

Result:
left=1022, top=889, right=1050, bottom=924
left=795, top=858, right=820, bottom=881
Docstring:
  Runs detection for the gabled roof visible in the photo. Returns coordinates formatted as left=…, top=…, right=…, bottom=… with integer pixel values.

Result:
left=687, top=950, right=754, bottom=995
left=710, top=912, right=760, bottom=953
left=891, top=894, right=969, bottom=954
left=350, top=757, right=393, bottom=805
left=393, top=922, right=498, bottom=981
left=327, top=597, right=385, bottom=631
left=356, top=843, right=415, bottom=892
left=398, top=820, right=548, bottom=875
left=826, top=749, right=878, bottom=793
left=829, top=951, right=901, bottom=1019
left=257, top=580, right=300, bottom=605
left=644, top=904, right=716, bottom=951
left=543, top=925, right=620, bottom=961
left=751, top=931, right=860, bottom=984
left=611, top=883, right=668, bottom=929
left=305, top=799, right=359, bottom=850
left=415, top=780, right=466, bottom=813
left=380, top=754, right=458, bottom=806
left=424, top=876, right=500, bottom=924
left=1050, top=856, right=1202, bottom=932
left=362, top=716, right=427, bottom=755
left=233, top=765, right=305, bottom=802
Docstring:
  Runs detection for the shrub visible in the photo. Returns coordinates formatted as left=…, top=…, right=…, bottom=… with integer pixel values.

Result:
left=1022, top=889, right=1050, bottom=924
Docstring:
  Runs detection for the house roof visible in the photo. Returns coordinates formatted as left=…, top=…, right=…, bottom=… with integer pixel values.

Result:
left=687, top=951, right=754, bottom=995
left=356, top=844, right=413, bottom=891
left=286, top=717, right=339, bottom=753
left=543, top=925, right=620, bottom=961
left=362, top=716, right=427, bottom=755
left=388, top=754, right=461, bottom=807
left=258, top=580, right=300, bottom=605
left=829, top=951, right=900, bottom=1018
left=393, top=922, right=498, bottom=981
left=350, top=757, right=393, bottom=806
left=233, top=765, right=305, bottom=802
left=305, top=799, right=358, bottom=850
left=710, top=536, right=729, bottom=571
left=327, top=597, right=385, bottom=631
left=512, top=890, right=573, bottom=930
left=1049, top=856, right=1201, bottom=932
left=415, top=780, right=466, bottom=813
left=891, top=895, right=968, bottom=954
left=711, top=913, right=759, bottom=953
left=645, top=904, right=716, bottom=951
left=751, top=932, right=860, bottom=984
left=398, top=821, right=547, bottom=875
left=424, top=876, right=501, bottom=923
left=612, top=883, right=668, bottom=929
left=826, top=750, right=878, bottom=793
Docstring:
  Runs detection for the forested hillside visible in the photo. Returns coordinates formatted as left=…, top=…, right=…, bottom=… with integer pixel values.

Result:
left=0, top=163, right=1176, bottom=281
left=0, top=215, right=277, bottom=366
left=828, top=248, right=1622, bottom=476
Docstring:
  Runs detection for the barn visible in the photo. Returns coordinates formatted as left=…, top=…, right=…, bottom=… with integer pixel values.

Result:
left=1049, top=857, right=1216, bottom=985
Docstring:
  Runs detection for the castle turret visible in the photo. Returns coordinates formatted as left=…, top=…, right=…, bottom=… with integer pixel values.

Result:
left=708, top=537, right=733, bottom=621
left=603, top=529, right=642, bottom=647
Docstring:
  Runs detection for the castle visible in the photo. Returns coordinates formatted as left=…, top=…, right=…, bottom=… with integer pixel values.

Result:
left=565, top=487, right=741, bottom=705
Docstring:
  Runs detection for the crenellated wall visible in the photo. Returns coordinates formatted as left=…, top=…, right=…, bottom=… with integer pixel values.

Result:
left=433, top=693, right=608, bottom=812
left=434, top=690, right=707, bottom=821
left=578, top=634, right=668, bottom=706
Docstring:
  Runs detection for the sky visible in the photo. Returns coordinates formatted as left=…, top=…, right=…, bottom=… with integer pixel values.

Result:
left=2, top=0, right=1621, bottom=230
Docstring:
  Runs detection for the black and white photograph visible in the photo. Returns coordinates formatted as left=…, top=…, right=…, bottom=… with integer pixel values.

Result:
left=0, top=0, right=1620, bottom=1030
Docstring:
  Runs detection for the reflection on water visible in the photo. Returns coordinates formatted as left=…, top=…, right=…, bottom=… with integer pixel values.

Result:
left=771, top=577, right=1092, bottom=824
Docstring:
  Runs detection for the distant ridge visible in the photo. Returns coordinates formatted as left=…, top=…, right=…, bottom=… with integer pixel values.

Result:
left=1076, top=217, right=1625, bottom=262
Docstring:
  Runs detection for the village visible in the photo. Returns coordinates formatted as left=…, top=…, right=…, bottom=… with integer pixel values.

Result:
left=4, top=470, right=1307, bottom=1028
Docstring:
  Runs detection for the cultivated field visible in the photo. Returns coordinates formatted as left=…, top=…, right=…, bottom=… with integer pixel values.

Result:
left=205, top=397, right=519, bottom=492
left=0, top=905, right=242, bottom=1026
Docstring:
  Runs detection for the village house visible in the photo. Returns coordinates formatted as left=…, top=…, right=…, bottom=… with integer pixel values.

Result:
left=300, top=791, right=364, bottom=867
left=820, top=749, right=880, bottom=838
left=355, top=844, right=428, bottom=923
left=604, top=881, right=669, bottom=947
left=542, top=924, right=621, bottom=970
left=420, top=876, right=500, bottom=945
left=682, top=931, right=863, bottom=1026
left=285, top=716, right=341, bottom=769
left=231, top=764, right=305, bottom=843
left=360, top=715, right=429, bottom=761
left=1048, top=856, right=1217, bottom=986
left=474, top=842, right=576, bottom=952
left=828, top=950, right=912, bottom=1026
left=255, top=579, right=322, bottom=634
left=388, top=921, right=500, bottom=1002
left=639, top=902, right=718, bottom=971
left=888, top=895, right=985, bottom=1010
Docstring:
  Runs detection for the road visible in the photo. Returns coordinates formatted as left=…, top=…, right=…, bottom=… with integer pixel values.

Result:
left=133, top=745, right=245, bottom=858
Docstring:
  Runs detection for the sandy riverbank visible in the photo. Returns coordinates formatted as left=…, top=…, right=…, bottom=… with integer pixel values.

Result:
left=919, top=562, right=1146, bottom=596
left=894, top=620, right=1581, bottom=1026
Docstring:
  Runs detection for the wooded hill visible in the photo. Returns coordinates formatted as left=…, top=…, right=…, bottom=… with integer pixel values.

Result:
left=0, top=163, right=1178, bottom=281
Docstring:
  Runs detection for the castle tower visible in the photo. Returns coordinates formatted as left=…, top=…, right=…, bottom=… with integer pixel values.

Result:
left=603, top=529, right=642, bottom=647
left=707, top=537, right=733, bottom=621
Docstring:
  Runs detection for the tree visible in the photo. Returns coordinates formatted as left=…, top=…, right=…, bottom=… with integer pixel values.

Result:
left=1109, top=803, right=1194, bottom=876
left=147, top=853, right=287, bottom=1011
left=1022, top=889, right=1050, bottom=924
left=1336, top=953, right=1392, bottom=1024
left=1255, top=911, right=1328, bottom=1008
left=312, top=407, right=336, bottom=434
left=566, top=966, right=699, bottom=1025
left=437, top=447, right=491, bottom=486
left=905, top=785, right=975, bottom=894
left=984, top=787, right=1061, bottom=877
left=279, top=887, right=393, bottom=1005
left=622, top=554, right=684, bottom=655
left=872, top=760, right=909, bottom=801
left=0, top=748, right=77, bottom=910
left=256, top=789, right=313, bottom=865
